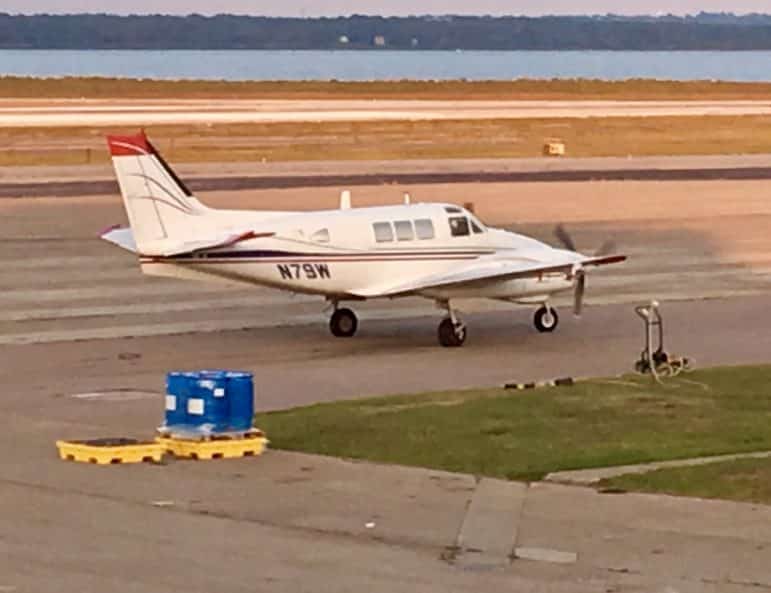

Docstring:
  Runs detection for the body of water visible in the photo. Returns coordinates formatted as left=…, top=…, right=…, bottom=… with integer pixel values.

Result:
left=1, top=50, right=770, bottom=82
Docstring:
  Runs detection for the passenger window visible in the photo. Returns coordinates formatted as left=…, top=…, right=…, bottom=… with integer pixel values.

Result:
left=373, top=222, right=394, bottom=243
left=414, top=218, right=435, bottom=240
left=311, top=228, right=330, bottom=243
left=449, top=216, right=470, bottom=237
left=394, top=220, right=414, bottom=242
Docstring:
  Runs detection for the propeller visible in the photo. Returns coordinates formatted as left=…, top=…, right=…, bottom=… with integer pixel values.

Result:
left=595, top=239, right=617, bottom=258
left=574, top=270, right=586, bottom=317
left=553, top=225, right=613, bottom=317
left=554, top=224, right=577, bottom=253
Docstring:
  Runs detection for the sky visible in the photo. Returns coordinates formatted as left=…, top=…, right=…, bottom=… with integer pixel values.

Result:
left=4, top=1, right=771, bottom=17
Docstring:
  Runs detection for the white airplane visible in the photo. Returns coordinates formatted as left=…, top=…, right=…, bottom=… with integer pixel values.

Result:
left=102, top=131, right=626, bottom=347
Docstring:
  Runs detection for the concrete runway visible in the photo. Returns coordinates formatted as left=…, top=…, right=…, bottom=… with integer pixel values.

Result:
left=9, top=153, right=771, bottom=198
left=4, top=98, right=771, bottom=127
left=3, top=176, right=771, bottom=366
left=2, top=175, right=771, bottom=591
left=3, top=177, right=771, bottom=347
left=8, top=153, right=771, bottom=183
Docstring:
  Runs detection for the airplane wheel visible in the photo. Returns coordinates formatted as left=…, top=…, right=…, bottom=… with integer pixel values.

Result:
left=534, top=306, right=559, bottom=333
left=330, top=308, right=358, bottom=338
left=438, top=318, right=467, bottom=348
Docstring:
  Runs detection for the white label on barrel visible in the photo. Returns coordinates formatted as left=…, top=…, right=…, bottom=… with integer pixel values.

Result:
left=165, top=395, right=176, bottom=411
left=214, top=388, right=225, bottom=398
left=187, top=398, right=205, bottom=416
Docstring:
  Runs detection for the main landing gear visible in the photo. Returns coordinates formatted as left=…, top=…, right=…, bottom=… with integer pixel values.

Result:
left=437, top=302, right=467, bottom=348
left=329, top=306, right=358, bottom=338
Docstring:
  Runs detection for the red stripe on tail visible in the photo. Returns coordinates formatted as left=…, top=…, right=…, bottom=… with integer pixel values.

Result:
left=106, top=131, right=153, bottom=156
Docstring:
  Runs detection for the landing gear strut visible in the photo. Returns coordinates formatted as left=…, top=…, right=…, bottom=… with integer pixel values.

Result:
left=329, top=306, right=358, bottom=338
left=437, top=302, right=467, bottom=347
left=534, top=305, right=559, bottom=333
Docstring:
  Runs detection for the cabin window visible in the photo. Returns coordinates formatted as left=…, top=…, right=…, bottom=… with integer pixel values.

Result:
left=414, top=218, right=435, bottom=240
left=448, top=216, right=470, bottom=237
left=394, top=220, right=415, bottom=242
left=373, top=222, right=394, bottom=243
left=311, top=228, right=330, bottom=243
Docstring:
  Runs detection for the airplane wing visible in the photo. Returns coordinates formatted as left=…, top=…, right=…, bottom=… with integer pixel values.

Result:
left=99, top=227, right=274, bottom=257
left=582, top=255, right=627, bottom=267
left=350, top=254, right=626, bottom=299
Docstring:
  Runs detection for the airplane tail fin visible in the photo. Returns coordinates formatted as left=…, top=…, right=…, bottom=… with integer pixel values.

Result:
left=106, top=131, right=207, bottom=252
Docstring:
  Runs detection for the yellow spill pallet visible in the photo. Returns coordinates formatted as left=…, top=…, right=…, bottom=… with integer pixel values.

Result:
left=56, top=438, right=164, bottom=465
left=157, top=432, right=268, bottom=460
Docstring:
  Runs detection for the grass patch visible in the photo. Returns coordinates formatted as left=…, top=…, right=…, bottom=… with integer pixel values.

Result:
left=599, top=457, right=771, bottom=505
left=6, top=114, right=771, bottom=167
left=6, top=77, right=771, bottom=100
left=255, top=366, right=771, bottom=481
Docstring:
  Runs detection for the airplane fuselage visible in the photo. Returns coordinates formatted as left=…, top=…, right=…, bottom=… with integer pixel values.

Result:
left=104, top=130, right=625, bottom=347
left=137, top=202, right=577, bottom=302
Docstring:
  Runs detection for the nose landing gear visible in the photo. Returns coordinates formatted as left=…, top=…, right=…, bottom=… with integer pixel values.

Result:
left=534, top=305, right=559, bottom=333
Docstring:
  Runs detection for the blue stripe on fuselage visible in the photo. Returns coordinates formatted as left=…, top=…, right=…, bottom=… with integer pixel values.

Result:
left=142, top=249, right=493, bottom=261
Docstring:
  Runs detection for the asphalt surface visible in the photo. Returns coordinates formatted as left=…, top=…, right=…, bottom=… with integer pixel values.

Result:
left=8, top=164, right=771, bottom=198
left=2, top=175, right=771, bottom=592
left=5, top=98, right=771, bottom=127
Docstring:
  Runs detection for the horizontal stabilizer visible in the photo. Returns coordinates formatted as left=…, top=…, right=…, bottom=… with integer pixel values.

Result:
left=157, top=230, right=274, bottom=257
left=100, top=226, right=273, bottom=257
left=100, top=225, right=137, bottom=253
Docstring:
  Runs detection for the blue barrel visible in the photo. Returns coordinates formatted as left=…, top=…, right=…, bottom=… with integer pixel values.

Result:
left=187, top=370, right=230, bottom=432
left=226, top=371, right=254, bottom=432
left=164, top=371, right=195, bottom=429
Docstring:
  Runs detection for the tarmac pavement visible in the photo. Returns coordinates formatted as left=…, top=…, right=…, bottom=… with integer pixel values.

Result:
left=7, top=153, right=771, bottom=197
left=5, top=98, right=771, bottom=127
left=2, top=174, right=771, bottom=592
left=2, top=437, right=770, bottom=592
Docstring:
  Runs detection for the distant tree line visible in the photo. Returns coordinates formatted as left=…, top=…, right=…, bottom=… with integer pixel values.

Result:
left=4, top=13, right=771, bottom=50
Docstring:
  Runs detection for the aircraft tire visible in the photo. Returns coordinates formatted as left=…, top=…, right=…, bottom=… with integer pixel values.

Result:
left=438, top=318, right=467, bottom=347
left=330, top=308, right=358, bottom=338
left=534, top=306, right=559, bottom=333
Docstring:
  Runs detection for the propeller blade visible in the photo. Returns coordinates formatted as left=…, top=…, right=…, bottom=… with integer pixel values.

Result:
left=574, top=271, right=586, bottom=317
left=595, top=240, right=617, bottom=257
left=554, top=224, right=577, bottom=252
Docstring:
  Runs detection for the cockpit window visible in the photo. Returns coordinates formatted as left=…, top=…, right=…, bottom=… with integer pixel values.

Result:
left=470, top=219, right=485, bottom=234
left=449, top=216, right=470, bottom=237
left=444, top=206, right=462, bottom=214
left=373, top=222, right=394, bottom=243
